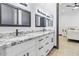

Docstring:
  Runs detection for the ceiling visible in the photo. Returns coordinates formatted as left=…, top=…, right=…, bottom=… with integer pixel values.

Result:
left=59, top=3, right=79, bottom=15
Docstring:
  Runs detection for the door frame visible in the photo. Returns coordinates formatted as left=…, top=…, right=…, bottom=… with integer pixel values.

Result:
left=54, top=3, right=59, bottom=49
left=56, top=3, right=59, bottom=49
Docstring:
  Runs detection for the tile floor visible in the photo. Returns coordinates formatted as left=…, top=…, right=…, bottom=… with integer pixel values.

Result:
left=48, top=36, right=79, bottom=56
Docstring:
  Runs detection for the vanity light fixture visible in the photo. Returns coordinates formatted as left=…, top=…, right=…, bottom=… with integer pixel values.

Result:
left=37, top=9, right=46, bottom=16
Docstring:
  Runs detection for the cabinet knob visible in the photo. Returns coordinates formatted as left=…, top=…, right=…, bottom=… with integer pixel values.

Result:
left=46, top=49, right=49, bottom=53
left=39, top=39, right=43, bottom=41
left=27, top=52, right=29, bottom=56
left=51, top=38, right=53, bottom=42
left=45, top=42, right=49, bottom=45
left=46, top=36, right=48, bottom=38
left=39, top=46, right=43, bottom=50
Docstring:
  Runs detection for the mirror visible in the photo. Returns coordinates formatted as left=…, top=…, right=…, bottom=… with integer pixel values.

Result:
left=0, top=3, right=31, bottom=27
left=18, top=10, right=31, bottom=26
left=0, top=4, right=18, bottom=26
left=35, top=14, right=46, bottom=27
left=48, top=19, right=53, bottom=27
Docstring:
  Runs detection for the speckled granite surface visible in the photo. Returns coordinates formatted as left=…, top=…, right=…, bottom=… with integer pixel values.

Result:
left=48, top=36, right=79, bottom=56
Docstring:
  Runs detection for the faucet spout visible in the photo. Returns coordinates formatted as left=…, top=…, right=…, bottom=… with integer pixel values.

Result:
left=16, top=29, right=18, bottom=36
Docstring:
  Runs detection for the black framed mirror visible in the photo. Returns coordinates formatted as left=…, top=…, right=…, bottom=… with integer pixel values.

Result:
left=0, top=3, right=18, bottom=26
left=47, top=19, right=53, bottom=27
left=18, top=9, right=31, bottom=27
left=0, top=3, right=31, bottom=27
left=35, top=14, right=46, bottom=27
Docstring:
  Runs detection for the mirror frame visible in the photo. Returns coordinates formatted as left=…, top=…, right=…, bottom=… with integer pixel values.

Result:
left=35, top=14, right=46, bottom=27
left=0, top=3, right=31, bottom=27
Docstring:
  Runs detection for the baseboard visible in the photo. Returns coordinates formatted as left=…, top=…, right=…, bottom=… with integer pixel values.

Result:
left=47, top=46, right=59, bottom=56
left=68, top=39, right=79, bottom=42
left=47, top=47, right=54, bottom=56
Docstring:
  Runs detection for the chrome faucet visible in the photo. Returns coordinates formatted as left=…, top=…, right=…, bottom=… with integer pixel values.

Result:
left=16, top=29, right=18, bottom=36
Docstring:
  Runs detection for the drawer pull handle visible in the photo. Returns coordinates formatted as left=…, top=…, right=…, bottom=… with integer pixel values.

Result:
left=51, top=38, right=53, bottom=42
left=46, top=49, right=49, bottom=53
left=45, top=42, right=49, bottom=45
left=27, top=52, right=29, bottom=56
left=39, top=39, right=43, bottom=41
left=39, top=46, right=43, bottom=50
left=46, top=36, right=48, bottom=38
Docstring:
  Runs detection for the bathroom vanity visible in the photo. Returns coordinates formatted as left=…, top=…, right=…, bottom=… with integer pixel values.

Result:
left=0, top=31, right=55, bottom=56
left=0, top=3, right=57, bottom=56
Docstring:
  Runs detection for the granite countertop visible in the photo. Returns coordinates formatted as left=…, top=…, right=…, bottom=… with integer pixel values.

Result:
left=0, top=31, right=54, bottom=48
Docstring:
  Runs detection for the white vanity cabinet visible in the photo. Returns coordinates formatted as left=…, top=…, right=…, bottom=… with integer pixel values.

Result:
left=0, top=46, right=6, bottom=56
left=36, top=33, right=54, bottom=56
left=17, top=46, right=36, bottom=56
left=26, top=46, right=37, bottom=56
left=36, top=41, right=46, bottom=56
left=49, top=33, right=54, bottom=49
left=0, top=32, right=54, bottom=56
left=5, top=38, right=36, bottom=56
left=44, top=33, right=54, bottom=55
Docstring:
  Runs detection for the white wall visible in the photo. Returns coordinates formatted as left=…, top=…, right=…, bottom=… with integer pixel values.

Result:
left=59, top=8, right=79, bottom=35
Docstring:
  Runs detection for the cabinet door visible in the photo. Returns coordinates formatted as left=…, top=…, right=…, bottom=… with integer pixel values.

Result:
left=27, top=46, right=36, bottom=56
left=16, top=46, right=37, bottom=56
left=44, top=38, right=50, bottom=55
left=0, top=46, right=6, bottom=56
left=36, top=43, right=46, bottom=56
left=43, top=33, right=54, bottom=55
left=16, top=50, right=28, bottom=56
left=6, top=38, right=36, bottom=56
left=36, top=36, right=46, bottom=45
left=36, top=33, right=54, bottom=56
left=50, top=33, right=54, bottom=48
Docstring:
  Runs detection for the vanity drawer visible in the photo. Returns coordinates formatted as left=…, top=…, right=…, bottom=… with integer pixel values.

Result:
left=44, top=42, right=54, bottom=55
left=45, top=34, right=50, bottom=39
left=6, top=38, right=36, bottom=56
left=36, top=42, right=46, bottom=56
left=36, top=36, right=46, bottom=44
